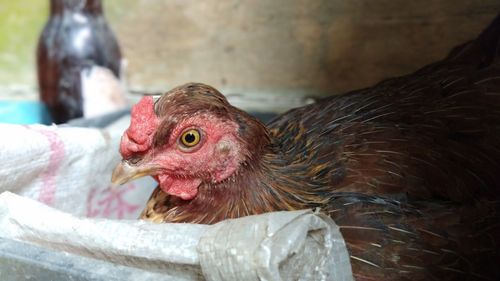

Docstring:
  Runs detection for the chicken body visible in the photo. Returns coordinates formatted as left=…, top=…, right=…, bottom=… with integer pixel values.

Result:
left=113, top=15, right=500, bottom=280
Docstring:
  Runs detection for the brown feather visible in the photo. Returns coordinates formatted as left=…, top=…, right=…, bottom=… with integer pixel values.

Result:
left=132, top=15, right=500, bottom=280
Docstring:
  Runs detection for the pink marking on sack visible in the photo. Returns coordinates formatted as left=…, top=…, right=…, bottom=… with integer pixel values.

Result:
left=87, top=187, right=100, bottom=217
left=35, top=128, right=65, bottom=206
left=87, top=184, right=140, bottom=218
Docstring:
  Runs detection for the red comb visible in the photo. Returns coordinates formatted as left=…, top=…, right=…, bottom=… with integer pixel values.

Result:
left=120, top=96, right=159, bottom=158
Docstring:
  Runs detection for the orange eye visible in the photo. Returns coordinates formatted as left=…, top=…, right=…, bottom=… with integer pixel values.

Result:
left=180, top=129, right=201, bottom=148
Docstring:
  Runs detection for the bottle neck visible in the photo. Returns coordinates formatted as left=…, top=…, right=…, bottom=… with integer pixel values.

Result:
left=50, top=0, right=103, bottom=15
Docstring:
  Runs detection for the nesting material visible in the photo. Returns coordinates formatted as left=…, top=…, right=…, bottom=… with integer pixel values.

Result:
left=0, top=192, right=353, bottom=281
left=0, top=118, right=155, bottom=219
left=0, top=119, right=352, bottom=280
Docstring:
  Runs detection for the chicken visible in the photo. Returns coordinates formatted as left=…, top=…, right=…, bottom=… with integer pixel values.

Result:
left=111, top=15, right=500, bottom=280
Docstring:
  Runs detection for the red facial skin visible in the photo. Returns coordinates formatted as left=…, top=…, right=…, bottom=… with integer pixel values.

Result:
left=119, top=96, right=244, bottom=200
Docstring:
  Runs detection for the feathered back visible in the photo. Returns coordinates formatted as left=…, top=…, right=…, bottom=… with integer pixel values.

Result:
left=267, top=14, right=500, bottom=203
left=129, top=15, right=500, bottom=281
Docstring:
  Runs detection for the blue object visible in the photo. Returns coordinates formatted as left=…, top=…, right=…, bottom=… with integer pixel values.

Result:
left=0, top=100, right=52, bottom=125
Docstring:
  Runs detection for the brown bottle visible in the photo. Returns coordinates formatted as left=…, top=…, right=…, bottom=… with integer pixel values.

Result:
left=37, top=0, right=122, bottom=124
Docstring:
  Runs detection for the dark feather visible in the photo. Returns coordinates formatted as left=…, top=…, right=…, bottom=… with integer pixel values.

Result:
left=133, top=15, right=500, bottom=280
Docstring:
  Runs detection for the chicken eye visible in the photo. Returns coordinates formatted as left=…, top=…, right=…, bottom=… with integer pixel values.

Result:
left=180, top=129, right=201, bottom=148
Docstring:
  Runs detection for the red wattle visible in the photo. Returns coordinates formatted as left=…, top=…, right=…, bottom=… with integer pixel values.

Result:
left=157, top=174, right=202, bottom=200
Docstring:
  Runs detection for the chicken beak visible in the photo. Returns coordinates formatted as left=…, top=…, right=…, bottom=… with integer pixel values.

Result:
left=111, top=160, right=159, bottom=186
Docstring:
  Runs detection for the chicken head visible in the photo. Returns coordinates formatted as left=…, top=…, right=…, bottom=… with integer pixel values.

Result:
left=112, top=83, right=268, bottom=200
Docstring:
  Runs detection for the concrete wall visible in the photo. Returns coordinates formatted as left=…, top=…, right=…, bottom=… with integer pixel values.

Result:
left=106, top=0, right=500, bottom=96
left=1, top=0, right=499, bottom=99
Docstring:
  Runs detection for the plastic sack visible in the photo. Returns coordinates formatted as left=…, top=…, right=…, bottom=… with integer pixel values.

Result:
left=0, top=117, right=155, bottom=219
left=0, top=119, right=353, bottom=280
left=0, top=192, right=353, bottom=281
